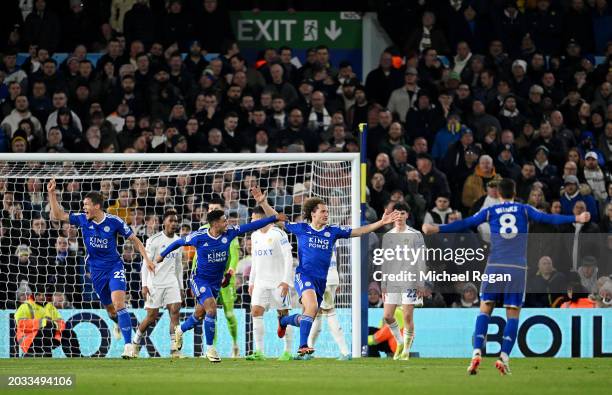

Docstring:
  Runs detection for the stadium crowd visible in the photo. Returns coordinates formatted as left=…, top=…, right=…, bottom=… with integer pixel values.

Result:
left=1, top=0, right=612, bottom=312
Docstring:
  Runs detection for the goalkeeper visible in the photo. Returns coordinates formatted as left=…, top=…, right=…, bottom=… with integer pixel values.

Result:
left=192, top=198, right=240, bottom=358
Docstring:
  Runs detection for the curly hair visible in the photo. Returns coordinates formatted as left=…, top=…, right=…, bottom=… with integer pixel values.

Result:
left=303, top=197, right=326, bottom=222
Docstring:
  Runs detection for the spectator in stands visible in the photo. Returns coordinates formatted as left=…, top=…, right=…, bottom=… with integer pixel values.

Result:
left=368, top=282, right=383, bottom=308
left=452, top=282, right=479, bottom=308
left=528, top=255, right=568, bottom=308
left=406, top=11, right=450, bottom=55
left=583, top=151, right=609, bottom=204
left=365, top=49, right=403, bottom=107
left=415, top=153, right=450, bottom=207
left=578, top=256, right=600, bottom=294
left=387, top=67, right=420, bottom=123
left=423, top=193, right=452, bottom=225
left=560, top=175, right=600, bottom=222
left=461, top=155, right=501, bottom=211
left=432, top=113, right=467, bottom=161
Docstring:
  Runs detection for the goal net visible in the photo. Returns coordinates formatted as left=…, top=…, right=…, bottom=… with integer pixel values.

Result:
left=0, top=153, right=361, bottom=359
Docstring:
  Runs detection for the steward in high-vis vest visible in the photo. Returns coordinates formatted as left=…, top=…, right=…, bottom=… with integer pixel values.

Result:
left=15, top=293, right=65, bottom=357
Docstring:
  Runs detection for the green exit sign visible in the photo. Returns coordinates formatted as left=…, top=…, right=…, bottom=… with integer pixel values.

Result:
left=230, top=11, right=362, bottom=49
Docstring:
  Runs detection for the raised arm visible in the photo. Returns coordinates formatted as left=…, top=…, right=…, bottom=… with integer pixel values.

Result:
left=350, top=208, right=401, bottom=237
left=46, top=179, right=69, bottom=222
left=526, top=205, right=590, bottom=225
left=422, top=209, right=488, bottom=234
left=251, top=186, right=278, bottom=217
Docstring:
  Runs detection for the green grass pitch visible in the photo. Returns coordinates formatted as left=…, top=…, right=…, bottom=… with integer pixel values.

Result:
left=1, top=358, right=610, bottom=395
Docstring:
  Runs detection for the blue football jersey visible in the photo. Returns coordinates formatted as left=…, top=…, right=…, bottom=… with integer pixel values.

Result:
left=161, top=216, right=276, bottom=285
left=284, top=222, right=352, bottom=279
left=69, top=213, right=133, bottom=271
left=439, top=201, right=575, bottom=267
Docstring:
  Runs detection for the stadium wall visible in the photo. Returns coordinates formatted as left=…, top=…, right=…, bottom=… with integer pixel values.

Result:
left=1, top=309, right=610, bottom=358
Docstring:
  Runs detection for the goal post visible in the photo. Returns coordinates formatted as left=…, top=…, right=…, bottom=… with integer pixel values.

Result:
left=0, top=152, right=363, bottom=358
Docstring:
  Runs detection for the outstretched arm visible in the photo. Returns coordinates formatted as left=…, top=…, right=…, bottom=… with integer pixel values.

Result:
left=350, top=208, right=401, bottom=237
left=46, top=179, right=69, bottom=222
left=422, top=209, right=488, bottom=234
left=158, top=238, right=187, bottom=262
left=234, top=214, right=287, bottom=236
left=526, top=205, right=590, bottom=225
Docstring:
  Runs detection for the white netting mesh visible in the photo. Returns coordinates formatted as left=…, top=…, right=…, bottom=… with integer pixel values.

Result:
left=0, top=157, right=355, bottom=358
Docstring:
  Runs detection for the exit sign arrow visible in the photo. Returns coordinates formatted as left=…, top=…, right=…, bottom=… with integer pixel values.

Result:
left=324, top=20, right=342, bottom=41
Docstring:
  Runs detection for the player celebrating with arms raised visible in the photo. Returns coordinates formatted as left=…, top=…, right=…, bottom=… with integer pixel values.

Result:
left=246, top=206, right=294, bottom=361
left=132, top=209, right=184, bottom=358
left=47, top=178, right=154, bottom=359
left=422, top=178, right=591, bottom=375
left=157, top=209, right=286, bottom=362
left=252, top=186, right=400, bottom=357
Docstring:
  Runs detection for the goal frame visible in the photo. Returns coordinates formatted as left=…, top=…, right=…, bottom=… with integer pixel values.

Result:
left=0, top=152, right=363, bottom=358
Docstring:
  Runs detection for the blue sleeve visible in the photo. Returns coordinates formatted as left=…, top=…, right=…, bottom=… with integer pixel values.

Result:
left=284, top=222, right=304, bottom=235
left=160, top=238, right=187, bottom=258
left=439, top=209, right=488, bottom=233
left=525, top=205, right=575, bottom=225
left=331, top=225, right=352, bottom=239
left=114, top=217, right=133, bottom=239
left=69, top=213, right=83, bottom=227
left=229, top=216, right=276, bottom=237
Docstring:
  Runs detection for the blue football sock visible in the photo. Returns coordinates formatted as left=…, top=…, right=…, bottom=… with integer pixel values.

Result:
left=116, top=308, right=132, bottom=344
left=180, top=314, right=202, bottom=333
left=473, top=313, right=490, bottom=352
left=299, top=315, right=314, bottom=347
left=501, top=318, right=519, bottom=356
left=280, top=313, right=301, bottom=328
left=204, top=314, right=216, bottom=346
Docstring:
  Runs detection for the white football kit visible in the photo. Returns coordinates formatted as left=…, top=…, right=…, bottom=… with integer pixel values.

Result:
left=249, top=226, right=293, bottom=311
left=142, top=231, right=183, bottom=309
left=382, top=225, right=426, bottom=306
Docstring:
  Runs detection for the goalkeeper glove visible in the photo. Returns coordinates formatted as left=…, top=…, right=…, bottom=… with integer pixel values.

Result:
left=221, top=271, right=232, bottom=288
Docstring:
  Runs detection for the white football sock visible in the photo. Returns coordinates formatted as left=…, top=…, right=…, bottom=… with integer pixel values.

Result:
left=308, top=314, right=323, bottom=347
left=284, top=325, right=293, bottom=353
left=388, top=320, right=402, bottom=344
left=403, top=330, right=414, bottom=353
left=253, top=315, right=264, bottom=352
left=327, top=312, right=349, bottom=356
left=133, top=329, right=143, bottom=345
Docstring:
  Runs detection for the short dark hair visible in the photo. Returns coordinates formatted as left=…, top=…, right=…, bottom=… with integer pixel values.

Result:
left=498, top=178, right=516, bottom=199
left=252, top=206, right=266, bottom=216
left=303, top=197, right=326, bottom=222
left=207, top=209, right=225, bottom=224
left=393, top=202, right=411, bottom=213
left=85, top=192, right=104, bottom=208
left=163, top=209, right=178, bottom=221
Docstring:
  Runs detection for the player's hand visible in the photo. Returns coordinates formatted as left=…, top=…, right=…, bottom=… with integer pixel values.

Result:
left=575, top=211, right=591, bottom=224
left=278, top=282, right=289, bottom=297
left=421, top=223, right=439, bottom=235
left=250, top=186, right=267, bottom=204
left=142, top=286, right=150, bottom=300
left=154, top=255, right=163, bottom=264
left=47, top=178, right=56, bottom=193
left=226, top=268, right=235, bottom=277
left=221, top=271, right=232, bottom=288
left=276, top=213, right=287, bottom=222
left=380, top=208, right=400, bottom=225
left=146, top=258, right=156, bottom=274
left=248, top=284, right=254, bottom=296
